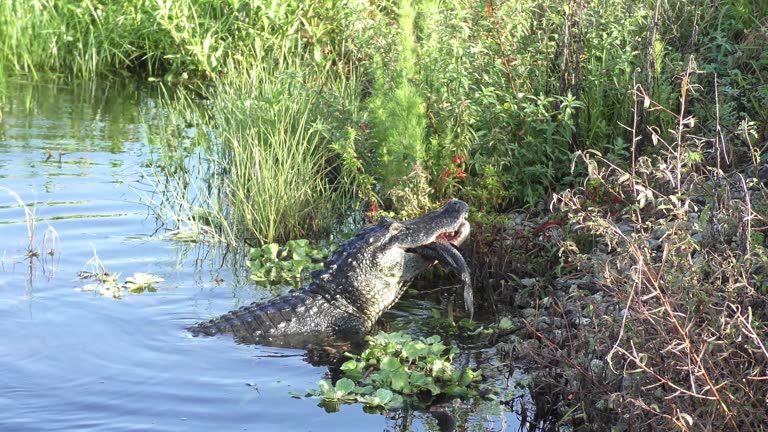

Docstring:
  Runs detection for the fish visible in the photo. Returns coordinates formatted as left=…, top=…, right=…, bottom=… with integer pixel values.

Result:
left=411, top=240, right=473, bottom=319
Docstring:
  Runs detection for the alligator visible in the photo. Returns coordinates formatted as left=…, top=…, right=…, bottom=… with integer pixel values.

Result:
left=189, top=199, right=472, bottom=347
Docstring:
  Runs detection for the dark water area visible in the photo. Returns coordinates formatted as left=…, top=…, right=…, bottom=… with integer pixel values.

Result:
left=0, top=79, right=524, bottom=431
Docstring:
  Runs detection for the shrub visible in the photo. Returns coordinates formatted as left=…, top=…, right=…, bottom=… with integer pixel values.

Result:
left=549, top=59, right=768, bottom=430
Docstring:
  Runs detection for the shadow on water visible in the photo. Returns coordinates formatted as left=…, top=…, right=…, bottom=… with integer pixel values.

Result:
left=0, top=78, right=557, bottom=431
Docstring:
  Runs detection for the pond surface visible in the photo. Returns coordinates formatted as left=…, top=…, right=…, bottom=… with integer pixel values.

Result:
left=0, top=79, right=524, bottom=431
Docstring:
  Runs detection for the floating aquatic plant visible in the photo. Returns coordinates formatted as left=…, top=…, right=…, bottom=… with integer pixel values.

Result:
left=295, top=332, right=484, bottom=411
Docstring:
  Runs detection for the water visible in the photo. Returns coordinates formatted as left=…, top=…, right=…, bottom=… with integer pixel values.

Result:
left=0, top=79, right=523, bottom=431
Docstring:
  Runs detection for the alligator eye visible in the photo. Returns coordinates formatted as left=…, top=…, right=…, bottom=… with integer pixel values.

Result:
left=388, top=222, right=405, bottom=234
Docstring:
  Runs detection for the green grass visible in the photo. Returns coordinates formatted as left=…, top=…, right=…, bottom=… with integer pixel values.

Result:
left=145, top=57, right=359, bottom=244
left=209, top=64, right=345, bottom=243
left=0, top=0, right=348, bottom=79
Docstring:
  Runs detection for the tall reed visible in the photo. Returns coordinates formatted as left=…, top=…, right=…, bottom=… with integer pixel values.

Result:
left=214, top=65, right=339, bottom=243
left=147, top=56, right=356, bottom=244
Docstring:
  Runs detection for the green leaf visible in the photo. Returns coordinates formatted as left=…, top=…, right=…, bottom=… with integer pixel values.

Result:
left=317, top=379, right=333, bottom=395
left=402, top=341, right=427, bottom=359
left=287, top=239, right=310, bottom=249
left=380, top=356, right=402, bottom=371
left=459, top=369, right=476, bottom=386
left=262, top=243, right=280, bottom=260
left=409, top=371, right=428, bottom=387
left=387, top=393, right=404, bottom=408
left=366, top=372, right=383, bottom=385
left=499, top=317, right=513, bottom=330
left=125, top=272, right=164, bottom=288
left=389, top=369, right=410, bottom=392
left=340, top=359, right=360, bottom=371
left=429, top=343, right=447, bottom=355
left=335, top=378, right=355, bottom=395
left=375, top=388, right=393, bottom=404
left=445, top=384, right=469, bottom=397
left=422, top=378, right=441, bottom=395
left=459, top=318, right=478, bottom=329
left=353, top=385, right=374, bottom=395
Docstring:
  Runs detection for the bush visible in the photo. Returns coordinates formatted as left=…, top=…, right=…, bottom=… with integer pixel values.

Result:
left=549, top=59, right=768, bottom=430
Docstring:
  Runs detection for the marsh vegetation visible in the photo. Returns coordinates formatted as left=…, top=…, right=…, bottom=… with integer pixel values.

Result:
left=2, top=0, right=767, bottom=430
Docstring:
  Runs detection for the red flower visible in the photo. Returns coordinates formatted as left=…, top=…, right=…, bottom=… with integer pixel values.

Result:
left=365, top=201, right=380, bottom=223
left=455, top=171, right=467, bottom=179
left=503, top=56, right=517, bottom=67
left=452, top=155, right=464, bottom=165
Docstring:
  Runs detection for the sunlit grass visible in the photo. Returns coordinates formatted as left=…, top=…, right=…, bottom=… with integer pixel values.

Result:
left=144, top=57, right=358, bottom=244
left=0, top=0, right=348, bottom=79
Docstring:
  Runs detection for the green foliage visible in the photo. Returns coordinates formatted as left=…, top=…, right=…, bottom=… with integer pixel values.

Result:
left=5, top=0, right=767, bottom=216
left=367, top=77, right=426, bottom=194
left=298, top=332, right=483, bottom=410
left=79, top=271, right=164, bottom=298
left=0, top=0, right=352, bottom=79
left=414, top=0, right=646, bottom=207
left=247, top=239, right=337, bottom=286
left=148, top=58, right=360, bottom=244
left=209, top=70, right=339, bottom=243
left=365, top=0, right=426, bottom=201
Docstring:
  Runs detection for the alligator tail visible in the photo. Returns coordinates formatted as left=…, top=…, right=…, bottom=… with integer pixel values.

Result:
left=188, top=290, right=349, bottom=345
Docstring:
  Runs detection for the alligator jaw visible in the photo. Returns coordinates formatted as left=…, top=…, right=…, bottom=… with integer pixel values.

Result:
left=436, top=219, right=470, bottom=247
left=402, top=208, right=473, bottom=318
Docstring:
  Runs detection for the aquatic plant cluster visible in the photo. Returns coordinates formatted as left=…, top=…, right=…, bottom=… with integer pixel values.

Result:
left=247, top=238, right=337, bottom=286
left=3, top=0, right=767, bottom=429
left=296, top=332, right=483, bottom=411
